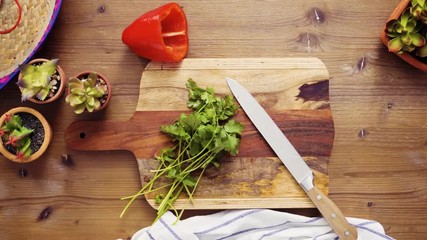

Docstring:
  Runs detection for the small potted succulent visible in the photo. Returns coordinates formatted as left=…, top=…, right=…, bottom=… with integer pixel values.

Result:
left=381, top=0, right=427, bottom=71
left=0, top=107, right=52, bottom=163
left=65, top=71, right=112, bottom=114
left=18, top=58, right=66, bottom=103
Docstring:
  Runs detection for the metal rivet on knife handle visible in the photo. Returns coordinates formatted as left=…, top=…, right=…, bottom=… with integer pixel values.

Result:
left=225, top=77, right=358, bottom=240
left=307, top=187, right=357, bottom=240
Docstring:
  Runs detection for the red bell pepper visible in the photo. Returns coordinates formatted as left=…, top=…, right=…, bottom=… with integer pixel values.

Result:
left=122, top=2, right=188, bottom=62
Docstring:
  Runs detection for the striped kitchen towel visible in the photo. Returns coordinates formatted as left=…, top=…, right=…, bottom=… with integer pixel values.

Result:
left=131, top=209, right=394, bottom=240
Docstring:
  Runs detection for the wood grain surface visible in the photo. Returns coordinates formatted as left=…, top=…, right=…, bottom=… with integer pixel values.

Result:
left=64, top=57, right=333, bottom=209
left=0, top=1, right=426, bottom=240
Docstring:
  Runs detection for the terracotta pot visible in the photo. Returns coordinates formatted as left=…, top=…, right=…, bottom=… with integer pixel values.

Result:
left=66, top=71, right=112, bottom=113
left=380, top=0, right=427, bottom=72
left=18, top=58, right=66, bottom=104
left=0, top=107, right=52, bottom=163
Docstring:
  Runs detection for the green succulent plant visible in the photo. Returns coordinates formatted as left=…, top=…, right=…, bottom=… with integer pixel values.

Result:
left=417, top=32, right=427, bottom=57
left=386, top=9, right=426, bottom=54
left=65, top=72, right=107, bottom=114
left=18, top=59, right=59, bottom=102
left=410, top=0, right=427, bottom=24
left=0, top=114, right=33, bottom=159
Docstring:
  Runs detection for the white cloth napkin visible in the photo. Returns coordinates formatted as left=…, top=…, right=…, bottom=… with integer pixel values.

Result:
left=131, top=209, right=394, bottom=240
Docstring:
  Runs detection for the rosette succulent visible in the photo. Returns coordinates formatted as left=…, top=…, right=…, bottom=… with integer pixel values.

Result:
left=386, top=9, right=426, bottom=54
left=410, top=0, right=427, bottom=24
left=65, top=72, right=107, bottom=114
left=385, top=1, right=427, bottom=58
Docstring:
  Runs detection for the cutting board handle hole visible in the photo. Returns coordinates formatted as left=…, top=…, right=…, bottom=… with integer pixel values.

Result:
left=79, top=132, right=86, bottom=139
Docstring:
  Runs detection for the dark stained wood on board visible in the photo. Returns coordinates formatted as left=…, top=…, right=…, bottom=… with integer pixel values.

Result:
left=0, top=1, right=426, bottom=240
left=64, top=57, right=333, bottom=209
left=65, top=109, right=333, bottom=160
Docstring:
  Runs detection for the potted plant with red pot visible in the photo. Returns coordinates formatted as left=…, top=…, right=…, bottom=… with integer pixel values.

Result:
left=380, top=0, right=427, bottom=71
left=18, top=58, right=66, bottom=103
left=65, top=71, right=112, bottom=114
left=0, top=107, right=52, bottom=163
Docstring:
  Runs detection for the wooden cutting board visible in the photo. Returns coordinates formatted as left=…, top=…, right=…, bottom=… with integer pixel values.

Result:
left=65, top=58, right=333, bottom=209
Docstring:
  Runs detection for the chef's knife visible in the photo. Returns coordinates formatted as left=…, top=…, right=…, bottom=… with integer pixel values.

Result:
left=226, top=77, right=358, bottom=240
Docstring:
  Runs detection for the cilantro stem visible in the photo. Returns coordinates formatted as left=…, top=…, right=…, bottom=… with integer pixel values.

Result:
left=186, top=166, right=207, bottom=204
left=120, top=79, right=243, bottom=223
left=154, top=182, right=184, bottom=223
left=120, top=183, right=172, bottom=200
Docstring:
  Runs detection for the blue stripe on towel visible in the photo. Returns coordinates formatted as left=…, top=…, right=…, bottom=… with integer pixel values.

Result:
left=216, top=220, right=292, bottom=240
left=259, top=226, right=296, bottom=240
left=356, top=224, right=395, bottom=240
left=195, top=209, right=264, bottom=235
left=313, top=230, right=335, bottom=240
left=146, top=230, right=156, bottom=240
left=214, top=216, right=324, bottom=239
left=160, top=218, right=183, bottom=240
left=305, top=217, right=323, bottom=224
left=357, top=220, right=377, bottom=227
left=259, top=216, right=326, bottom=239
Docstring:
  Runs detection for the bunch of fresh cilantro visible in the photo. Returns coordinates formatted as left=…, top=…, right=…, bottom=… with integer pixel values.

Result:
left=121, top=79, right=243, bottom=222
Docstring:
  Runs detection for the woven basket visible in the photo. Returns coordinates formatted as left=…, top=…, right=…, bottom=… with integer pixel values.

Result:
left=0, top=0, right=62, bottom=90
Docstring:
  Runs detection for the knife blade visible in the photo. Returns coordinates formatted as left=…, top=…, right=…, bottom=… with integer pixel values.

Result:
left=226, top=77, right=358, bottom=240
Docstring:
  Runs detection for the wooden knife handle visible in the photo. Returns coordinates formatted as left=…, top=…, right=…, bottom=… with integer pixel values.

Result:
left=306, top=187, right=358, bottom=240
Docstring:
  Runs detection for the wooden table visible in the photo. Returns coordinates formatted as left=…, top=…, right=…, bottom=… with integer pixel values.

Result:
left=1, top=1, right=426, bottom=239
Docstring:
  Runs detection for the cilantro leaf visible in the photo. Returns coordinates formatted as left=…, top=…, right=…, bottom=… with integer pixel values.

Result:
left=122, top=78, right=244, bottom=223
left=224, top=120, right=244, bottom=134
left=160, top=123, right=191, bottom=142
